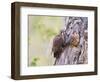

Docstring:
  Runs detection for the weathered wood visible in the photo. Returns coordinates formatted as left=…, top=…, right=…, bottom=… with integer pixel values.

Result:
left=53, top=17, right=88, bottom=65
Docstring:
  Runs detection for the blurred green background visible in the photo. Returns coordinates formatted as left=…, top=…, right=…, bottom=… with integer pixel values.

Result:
left=28, top=15, right=64, bottom=66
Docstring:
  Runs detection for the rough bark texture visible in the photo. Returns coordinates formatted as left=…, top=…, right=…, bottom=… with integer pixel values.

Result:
left=53, top=17, right=88, bottom=65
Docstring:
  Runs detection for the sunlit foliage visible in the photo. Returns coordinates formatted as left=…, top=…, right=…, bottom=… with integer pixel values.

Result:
left=28, top=16, right=64, bottom=66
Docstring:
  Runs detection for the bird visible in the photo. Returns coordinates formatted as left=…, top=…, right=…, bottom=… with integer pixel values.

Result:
left=52, top=31, right=66, bottom=58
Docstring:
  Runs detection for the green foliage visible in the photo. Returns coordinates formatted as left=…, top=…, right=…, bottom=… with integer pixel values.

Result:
left=31, top=57, right=39, bottom=66
left=30, top=55, right=55, bottom=66
left=31, top=16, right=63, bottom=41
left=29, top=16, right=63, bottom=66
